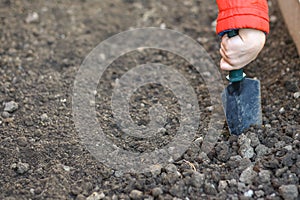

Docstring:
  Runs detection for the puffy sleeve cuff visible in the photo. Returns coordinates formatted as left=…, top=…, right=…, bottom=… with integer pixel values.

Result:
left=216, top=0, right=270, bottom=34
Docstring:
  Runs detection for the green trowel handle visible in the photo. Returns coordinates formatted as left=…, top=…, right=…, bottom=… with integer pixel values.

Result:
left=227, top=30, right=245, bottom=82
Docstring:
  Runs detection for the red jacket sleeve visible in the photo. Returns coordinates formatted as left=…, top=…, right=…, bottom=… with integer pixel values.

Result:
left=216, top=0, right=270, bottom=34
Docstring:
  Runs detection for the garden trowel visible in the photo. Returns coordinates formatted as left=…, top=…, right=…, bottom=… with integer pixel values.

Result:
left=221, top=30, right=262, bottom=135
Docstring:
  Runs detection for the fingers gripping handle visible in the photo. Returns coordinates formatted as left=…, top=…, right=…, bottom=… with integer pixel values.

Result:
left=226, top=30, right=246, bottom=82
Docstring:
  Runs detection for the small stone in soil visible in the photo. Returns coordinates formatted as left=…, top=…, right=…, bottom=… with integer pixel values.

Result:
left=239, top=166, right=257, bottom=184
left=258, top=170, right=271, bottom=183
left=284, top=81, right=298, bottom=92
left=11, top=162, right=30, bottom=174
left=86, top=192, right=105, bottom=200
left=149, top=164, right=162, bottom=176
left=255, top=190, right=264, bottom=198
left=255, top=144, right=269, bottom=157
left=218, top=180, right=228, bottom=191
left=129, top=189, right=143, bottom=199
left=151, top=187, right=163, bottom=197
left=293, top=92, right=300, bottom=98
left=279, top=184, right=298, bottom=200
left=25, top=12, right=39, bottom=23
left=244, top=189, right=254, bottom=197
left=2, top=111, right=11, bottom=118
left=191, top=171, right=205, bottom=187
left=165, top=163, right=178, bottom=173
left=275, top=167, right=288, bottom=177
left=204, top=182, right=217, bottom=195
left=4, top=101, right=19, bottom=113
left=40, top=113, right=49, bottom=122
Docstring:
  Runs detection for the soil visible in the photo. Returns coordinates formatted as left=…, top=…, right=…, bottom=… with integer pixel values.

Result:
left=0, top=0, right=299, bottom=199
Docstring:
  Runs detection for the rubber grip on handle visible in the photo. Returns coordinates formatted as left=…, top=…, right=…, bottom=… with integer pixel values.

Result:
left=226, top=30, right=245, bottom=82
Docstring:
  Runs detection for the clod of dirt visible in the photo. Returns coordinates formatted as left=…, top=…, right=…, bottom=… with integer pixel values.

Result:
left=255, top=144, right=270, bottom=158
left=40, top=113, right=49, bottom=122
left=238, top=134, right=255, bottom=159
left=218, top=180, right=228, bottom=192
left=129, top=189, right=143, bottom=199
left=3, top=101, right=19, bottom=113
left=2, top=111, right=11, bottom=118
left=164, top=163, right=178, bottom=174
left=148, top=164, right=162, bottom=177
left=215, top=142, right=230, bottom=162
left=239, top=165, right=257, bottom=184
left=151, top=187, right=163, bottom=197
left=284, top=81, right=298, bottom=92
left=190, top=171, right=205, bottom=187
left=203, top=182, right=217, bottom=195
left=11, top=162, right=30, bottom=174
left=279, top=185, right=299, bottom=200
left=258, top=170, right=271, bottom=183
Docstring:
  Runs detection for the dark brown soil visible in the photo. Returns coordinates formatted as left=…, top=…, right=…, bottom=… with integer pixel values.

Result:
left=0, top=0, right=299, bottom=199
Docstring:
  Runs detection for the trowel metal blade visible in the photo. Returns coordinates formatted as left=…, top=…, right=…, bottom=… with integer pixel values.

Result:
left=221, top=78, right=262, bottom=135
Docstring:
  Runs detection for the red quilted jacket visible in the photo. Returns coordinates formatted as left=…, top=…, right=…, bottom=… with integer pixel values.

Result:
left=216, top=0, right=270, bottom=34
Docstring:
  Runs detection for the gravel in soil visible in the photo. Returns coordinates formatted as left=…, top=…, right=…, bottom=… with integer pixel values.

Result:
left=0, top=0, right=299, bottom=199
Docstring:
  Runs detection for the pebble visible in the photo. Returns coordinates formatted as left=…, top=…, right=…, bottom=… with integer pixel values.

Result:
left=40, top=113, right=49, bottom=122
left=279, top=185, right=298, bottom=200
left=275, top=167, right=288, bottom=177
left=165, top=163, right=178, bottom=173
left=17, top=136, right=27, bottom=147
left=258, top=170, right=271, bottom=183
left=76, top=194, right=85, bottom=200
left=270, top=15, right=277, bottom=23
left=151, top=187, right=163, bottom=197
left=215, top=142, right=230, bottom=162
left=282, top=152, right=296, bottom=167
left=149, top=164, right=162, bottom=177
left=211, top=19, right=217, bottom=27
left=186, top=103, right=192, bottom=109
left=206, top=106, right=213, bottom=112
left=237, top=182, right=247, bottom=192
left=204, top=182, right=217, bottom=195
left=239, top=166, right=257, bottom=184
left=11, top=162, right=30, bottom=174
left=244, top=189, right=254, bottom=197
left=218, top=180, right=228, bottom=191
left=265, top=124, right=271, bottom=128
left=255, top=190, right=264, bottom=198
left=129, top=189, right=143, bottom=199
left=279, top=107, right=285, bottom=113
left=62, top=165, right=71, bottom=172
left=2, top=111, right=11, bottom=118
left=191, top=171, right=205, bottom=187
left=29, top=188, right=35, bottom=195
left=238, top=135, right=254, bottom=158
left=228, top=179, right=237, bottom=187
left=4, top=101, right=19, bottom=113
left=248, top=132, right=260, bottom=147
left=255, top=144, right=269, bottom=157
left=293, top=92, right=300, bottom=98
left=284, top=81, right=298, bottom=92
left=283, top=145, right=292, bottom=151
left=239, top=144, right=254, bottom=159
left=275, top=141, right=286, bottom=148
left=86, top=192, right=105, bottom=200
left=25, top=12, right=39, bottom=23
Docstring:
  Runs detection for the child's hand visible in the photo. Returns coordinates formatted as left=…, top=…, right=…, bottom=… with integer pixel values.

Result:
left=219, top=29, right=266, bottom=71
